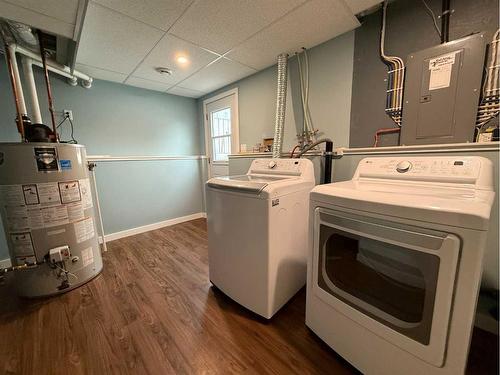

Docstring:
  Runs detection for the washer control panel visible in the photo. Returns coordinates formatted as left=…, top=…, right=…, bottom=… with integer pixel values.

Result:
left=250, top=158, right=309, bottom=176
left=396, top=160, right=412, bottom=173
left=357, top=156, right=482, bottom=182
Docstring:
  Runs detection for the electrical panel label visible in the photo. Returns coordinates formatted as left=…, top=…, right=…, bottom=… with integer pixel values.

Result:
left=79, top=178, right=93, bottom=210
left=428, top=51, right=457, bottom=91
left=59, top=180, right=81, bottom=204
left=10, top=232, right=35, bottom=257
left=34, top=147, right=59, bottom=172
left=74, top=217, right=95, bottom=244
left=81, top=247, right=94, bottom=267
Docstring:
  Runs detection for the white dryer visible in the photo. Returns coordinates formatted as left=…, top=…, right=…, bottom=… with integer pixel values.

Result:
left=206, top=158, right=315, bottom=319
left=306, top=156, right=495, bottom=375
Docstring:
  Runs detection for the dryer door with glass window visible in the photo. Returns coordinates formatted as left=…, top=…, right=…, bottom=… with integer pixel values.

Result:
left=311, top=208, right=460, bottom=367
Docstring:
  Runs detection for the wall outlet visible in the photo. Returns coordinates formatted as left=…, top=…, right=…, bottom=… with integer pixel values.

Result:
left=63, top=109, right=73, bottom=121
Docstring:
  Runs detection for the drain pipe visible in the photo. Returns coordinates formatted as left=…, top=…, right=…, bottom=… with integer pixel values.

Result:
left=272, top=53, right=289, bottom=158
left=21, top=57, right=42, bottom=124
left=6, top=44, right=27, bottom=115
left=14, top=44, right=93, bottom=87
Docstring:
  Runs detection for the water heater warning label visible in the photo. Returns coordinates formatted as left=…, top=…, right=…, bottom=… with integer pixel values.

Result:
left=38, top=183, right=61, bottom=206
left=74, top=217, right=95, bottom=243
left=1, top=179, right=92, bottom=231
left=34, top=147, right=59, bottom=172
left=81, top=247, right=94, bottom=267
left=59, top=180, right=81, bottom=204
left=22, top=184, right=39, bottom=205
left=10, top=232, right=35, bottom=257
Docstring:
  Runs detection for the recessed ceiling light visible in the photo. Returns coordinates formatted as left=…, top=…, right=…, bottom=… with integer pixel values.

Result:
left=156, top=67, right=172, bottom=75
left=176, top=56, right=189, bottom=65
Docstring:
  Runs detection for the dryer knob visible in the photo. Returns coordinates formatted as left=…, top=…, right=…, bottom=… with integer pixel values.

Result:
left=396, top=161, right=412, bottom=173
left=268, top=161, right=277, bottom=169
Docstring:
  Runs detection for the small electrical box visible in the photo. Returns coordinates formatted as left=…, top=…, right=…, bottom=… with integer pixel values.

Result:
left=400, top=33, right=486, bottom=145
left=49, top=246, right=71, bottom=263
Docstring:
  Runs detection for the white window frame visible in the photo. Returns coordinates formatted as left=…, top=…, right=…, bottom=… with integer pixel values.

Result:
left=203, top=88, right=239, bottom=165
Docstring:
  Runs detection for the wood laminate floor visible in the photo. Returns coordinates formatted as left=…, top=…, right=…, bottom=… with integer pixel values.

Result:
left=0, top=219, right=497, bottom=374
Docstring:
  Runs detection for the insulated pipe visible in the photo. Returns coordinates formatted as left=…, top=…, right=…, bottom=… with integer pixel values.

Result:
left=440, top=0, right=450, bottom=44
left=272, top=53, right=289, bottom=158
left=21, top=57, right=43, bottom=124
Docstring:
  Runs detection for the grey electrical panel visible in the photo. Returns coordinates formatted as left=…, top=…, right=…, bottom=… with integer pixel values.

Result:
left=400, top=33, right=486, bottom=145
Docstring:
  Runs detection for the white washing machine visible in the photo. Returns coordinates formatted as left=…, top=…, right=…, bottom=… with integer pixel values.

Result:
left=206, top=158, right=315, bottom=319
left=306, top=156, right=495, bottom=375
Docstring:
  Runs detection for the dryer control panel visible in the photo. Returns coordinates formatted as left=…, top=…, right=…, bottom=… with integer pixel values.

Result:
left=355, top=156, right=493, bottom=189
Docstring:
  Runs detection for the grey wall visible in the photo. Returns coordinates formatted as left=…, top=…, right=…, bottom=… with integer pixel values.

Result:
left=350, top=0, right=500, bottom=148
left=0, top=60, right=204, bottom=260
left=198, top=30, right=355, bottom=153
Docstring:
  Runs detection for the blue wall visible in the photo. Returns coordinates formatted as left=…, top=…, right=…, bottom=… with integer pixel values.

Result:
left=0, top=60, right=204, bottom=260
left=197, top=31, right=355, bottom=153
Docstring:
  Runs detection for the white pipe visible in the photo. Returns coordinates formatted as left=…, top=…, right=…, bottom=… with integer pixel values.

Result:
left=87, top=155, right=207, bottom=162
left=89, top=164, right=108, bottom=252
left=14, top=44, right=92, bottom=84
left=21, top=57, right=42, bottom=123
left=7, top=44, right=27, bottom=114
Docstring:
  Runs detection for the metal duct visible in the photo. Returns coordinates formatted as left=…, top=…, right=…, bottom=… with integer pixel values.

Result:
left=272, top=53, right=288, bottom=158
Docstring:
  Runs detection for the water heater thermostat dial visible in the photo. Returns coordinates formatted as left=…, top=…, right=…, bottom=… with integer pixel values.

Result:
left=396, top=161, right=412, bottom=173
left=268, top=161, right=277, bottom=169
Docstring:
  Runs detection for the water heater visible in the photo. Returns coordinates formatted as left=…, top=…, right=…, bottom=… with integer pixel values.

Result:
left=0, top=143, right=103, bottom=297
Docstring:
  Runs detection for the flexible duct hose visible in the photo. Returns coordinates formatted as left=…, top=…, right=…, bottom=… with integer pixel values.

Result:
left=272, top=53, right=289, bottom=158
left=295, top=138, right=332, bottom=158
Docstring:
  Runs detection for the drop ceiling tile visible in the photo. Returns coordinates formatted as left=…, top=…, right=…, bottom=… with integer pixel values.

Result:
left=133, top=34, right=220, bottom=85
left=226, top=0, right=360, bottom=71
left=76, top=2, right=164, bottom=74
left=1, top=0, right=80, bottom=24
left=179, top=57, right=256, bottom=92
left=0, top=0, right=75, bottom=38
left=93, top=0, right=193, bottom=31
left=344, top=0, right=381, bottom=15
left=169, top=0, right=307, bottom=54
left=167, top=86, right=205, bottom=98
left=124, top=76, right=172, bottom=92
left=75, top=63, right=128, bottom=82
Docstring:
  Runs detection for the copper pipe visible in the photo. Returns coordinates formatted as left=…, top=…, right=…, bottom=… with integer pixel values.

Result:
left=37, top=30, right=58, bottom=141
left=1, top=35, right=25, bottom=141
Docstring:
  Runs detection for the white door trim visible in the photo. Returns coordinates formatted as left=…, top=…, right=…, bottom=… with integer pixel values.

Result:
left=203, top=88, right=239, bottom=178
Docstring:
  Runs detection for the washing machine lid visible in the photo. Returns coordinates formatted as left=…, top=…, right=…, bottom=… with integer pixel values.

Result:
left=311, top=179, right=494, bottom=230
left=206, top=174, right=295, bottom=194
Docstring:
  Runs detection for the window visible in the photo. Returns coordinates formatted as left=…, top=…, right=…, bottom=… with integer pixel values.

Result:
left=210, top=107, right=231, bottom=162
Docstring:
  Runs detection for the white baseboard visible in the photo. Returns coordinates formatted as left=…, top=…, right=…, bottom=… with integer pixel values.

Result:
left=0, top=212, right=207, bottom=267
left=0, top=258, right=11, bottom=268
left=100, top=212, right=206, bottom=243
